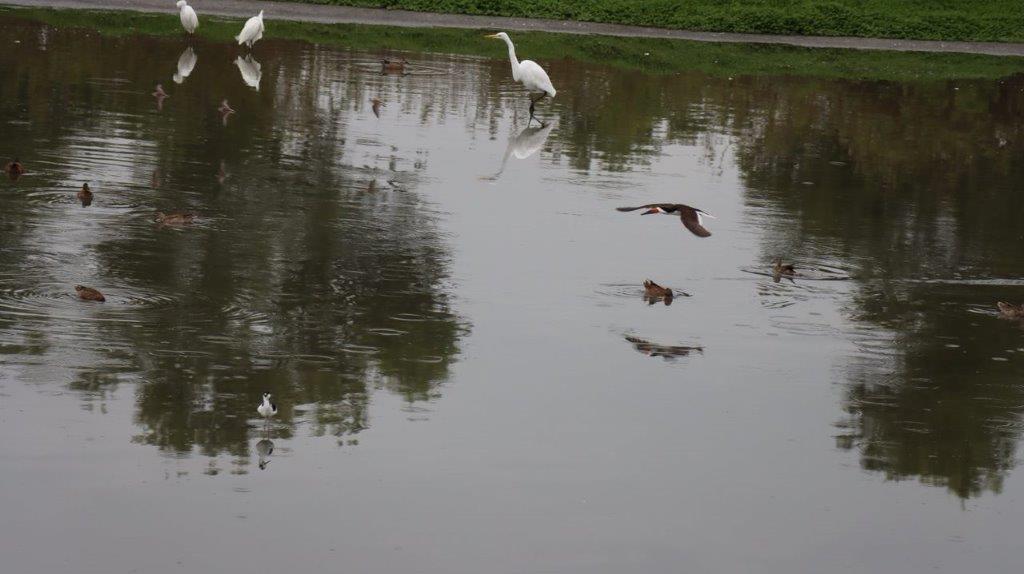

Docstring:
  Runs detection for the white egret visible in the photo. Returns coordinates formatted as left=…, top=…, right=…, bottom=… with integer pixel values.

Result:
left=485, top=32, right=556, bottom=122
left=257, top=392, right=278, bottom=429
left=173, top=46, right=197, bottom=84
left=234, top=55, right=262, bottom=90
left=176, top=0, right=198, bottom=35
left=236, top=10, right=265, bottom=49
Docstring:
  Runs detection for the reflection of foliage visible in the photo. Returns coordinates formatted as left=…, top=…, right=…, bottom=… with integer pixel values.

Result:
left=733, top=73, right=1024, bottom=498
left=0, top=17, right=467, bottom=462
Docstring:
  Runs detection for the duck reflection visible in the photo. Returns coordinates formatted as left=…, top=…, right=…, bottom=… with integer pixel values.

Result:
left=484, top=121, right=554, bottom=180
left=234, top=55, right=261, bottom=90
left=172, top=46, right=196, bottom=84
left=624, top=335, right=703, bottom=361
left=256, top=436, right=274, bottom=470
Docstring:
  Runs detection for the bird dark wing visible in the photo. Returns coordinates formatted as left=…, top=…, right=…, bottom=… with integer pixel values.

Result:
left=678, top=208, right=712, bottom=238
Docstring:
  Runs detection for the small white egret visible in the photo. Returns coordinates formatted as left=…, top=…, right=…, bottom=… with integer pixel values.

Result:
left=236, top=10, right=265, bottom=49
left=485, top=32, right=556, bottom=122
left=176, top=0, right=198, bottom=35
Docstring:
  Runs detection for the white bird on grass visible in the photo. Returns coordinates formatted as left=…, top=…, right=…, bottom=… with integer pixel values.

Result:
left=485, top=32, right=556, bottom=123
left=236, top=10, right=265, bottom=49
left=176, top=0, right=198, bottom=35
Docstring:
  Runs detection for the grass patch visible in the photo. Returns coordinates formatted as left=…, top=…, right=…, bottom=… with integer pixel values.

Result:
left=305, top=0, right=1024, bottom=43
left=3, top=7, right=1024, bottom=81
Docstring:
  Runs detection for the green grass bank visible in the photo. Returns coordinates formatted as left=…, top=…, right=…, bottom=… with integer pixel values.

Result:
left=3, top=7, right=1024, bottom=81
left=300, top=0, right=1024, bottom=43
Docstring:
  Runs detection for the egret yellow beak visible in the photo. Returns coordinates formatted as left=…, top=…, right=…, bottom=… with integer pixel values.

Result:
left=484, top=33, right=500, bottom=38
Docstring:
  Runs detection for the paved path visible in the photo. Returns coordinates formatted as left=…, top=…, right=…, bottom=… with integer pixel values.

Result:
left=4, top=0, right=1024, bottom=57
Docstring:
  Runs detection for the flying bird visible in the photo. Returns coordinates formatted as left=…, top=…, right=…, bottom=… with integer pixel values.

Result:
left=219, top=99, right=235, bottom=125
left=485, top=32, right=556, bottom=123
left=177, top=0, right=198, bottom=35
left=236, top=10, right=265, bottom=48
left=152, top=84, right=168, bottom=110
left=371, top=97, right=383, bottom=118
left=616, top=203, right=715, bottom=238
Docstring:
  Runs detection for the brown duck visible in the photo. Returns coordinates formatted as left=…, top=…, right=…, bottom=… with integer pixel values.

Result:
left=616, top=203, right=714, bottom=237
left=773, top=259, right=796, bottom=276
left=997, top=302, right=1024, bottom=319
left=643, top=279, right=674, bottom=305
left=75, top=285, right=105, bottom=302
left=380, top=58, right=408, bottom=74
left=77, top=183, right=93, bottom=207
left=4, top=157, right=25, bottom=179
left=155, top=211, right=196, bottom=225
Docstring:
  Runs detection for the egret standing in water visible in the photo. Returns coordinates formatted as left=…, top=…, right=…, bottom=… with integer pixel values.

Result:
left=485, top=32, right=556, bottom=123
left=176, top=1, right=198, bottom=36
left=257, top=392, right=277, bottom=426
left=236, top=10, right=265, bottom=49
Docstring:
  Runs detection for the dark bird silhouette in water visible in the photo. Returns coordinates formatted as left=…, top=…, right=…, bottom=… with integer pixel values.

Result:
left=997, top=302, right=1024, bottom=319
left=152, top=84, right=168, bottom=110
left=616, top=203, right=714, bottom=237
left=380, top=58, right=408, bottom=74
left=219, top=99, right=235, bottom=125
left=77, top=183, right=93, bottom=207
left=772, top=259, right=797, bottom=282
left=643, top=279, right=682, bottom=306
left=75, top=285, right=105, bottom=302
left=4, top=157, right=25, bottom=180
left=624, top=335, right=703, bottom=361
left=371, top=97, right=383, bottom=118
left=155, top=211, right=197, bottom=226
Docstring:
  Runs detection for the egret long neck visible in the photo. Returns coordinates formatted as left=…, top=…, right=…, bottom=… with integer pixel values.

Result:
left=502, top=37, right=521, bottom=81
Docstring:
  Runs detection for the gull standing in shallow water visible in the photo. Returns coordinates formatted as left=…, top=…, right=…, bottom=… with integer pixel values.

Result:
left=236, top=10, right=265, bottom=49
left=257, top=392, right=278, bottom=426
left=616, top=204, right=715, bottom=238
left=485, top=32, right=556, bottom=123
left=177, top=1, right=198, bottom=36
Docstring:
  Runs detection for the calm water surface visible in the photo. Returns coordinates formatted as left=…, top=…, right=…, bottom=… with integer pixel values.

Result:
left=2, top=13, right=1024, bottom=573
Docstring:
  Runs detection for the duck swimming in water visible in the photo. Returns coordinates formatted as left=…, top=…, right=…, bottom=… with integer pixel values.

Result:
left=75, top=285, right=105, bottom=302
left=380, top=58, right=408, bottom=74
left=4, top=158, right=25, bottom=179
left=997, top=302, right=1024, bottom=319
left=77, top=183, right=93, bottom=207
left=643, top=279, right=674, bottom=305
left=155, top=211, right=196, bottom=226
left=616, top=203, right=714, bottom=237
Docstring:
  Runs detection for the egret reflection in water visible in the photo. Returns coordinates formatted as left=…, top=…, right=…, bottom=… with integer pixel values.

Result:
left=173, top=46, right=196, bottom=84
left=235, top=54, right=261, bottom=90
left=484, top=121, right=554, bottom=180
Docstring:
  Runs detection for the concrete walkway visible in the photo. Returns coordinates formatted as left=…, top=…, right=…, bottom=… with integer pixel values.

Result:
left=4, top=0, right=1024, bottom=57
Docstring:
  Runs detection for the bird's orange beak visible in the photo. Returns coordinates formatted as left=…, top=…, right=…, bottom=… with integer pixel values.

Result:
left=642, top=208, right=660, bottom=215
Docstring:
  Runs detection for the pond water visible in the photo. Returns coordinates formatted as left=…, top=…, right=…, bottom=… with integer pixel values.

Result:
left=2, top=11, right=1024, bottom=573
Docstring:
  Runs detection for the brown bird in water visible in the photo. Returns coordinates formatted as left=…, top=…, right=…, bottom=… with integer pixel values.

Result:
left=643, top=279, right=674, bottom=305
left=155, top=211, right=196, bottom=225
left=616, top=203, right=714, bottom=237
left=773, top=259, right=796, bottom=276
left=380, top=58, right=408, bottom=74
left=997, top=302, right=1024, bottom=319
left=75, top=285, right=105, bottom=302
left=371, top=97, right=383, bottom=118
left=4, top=157, right=25, bottom=179
left=77, top=183, right=93, bottom=207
